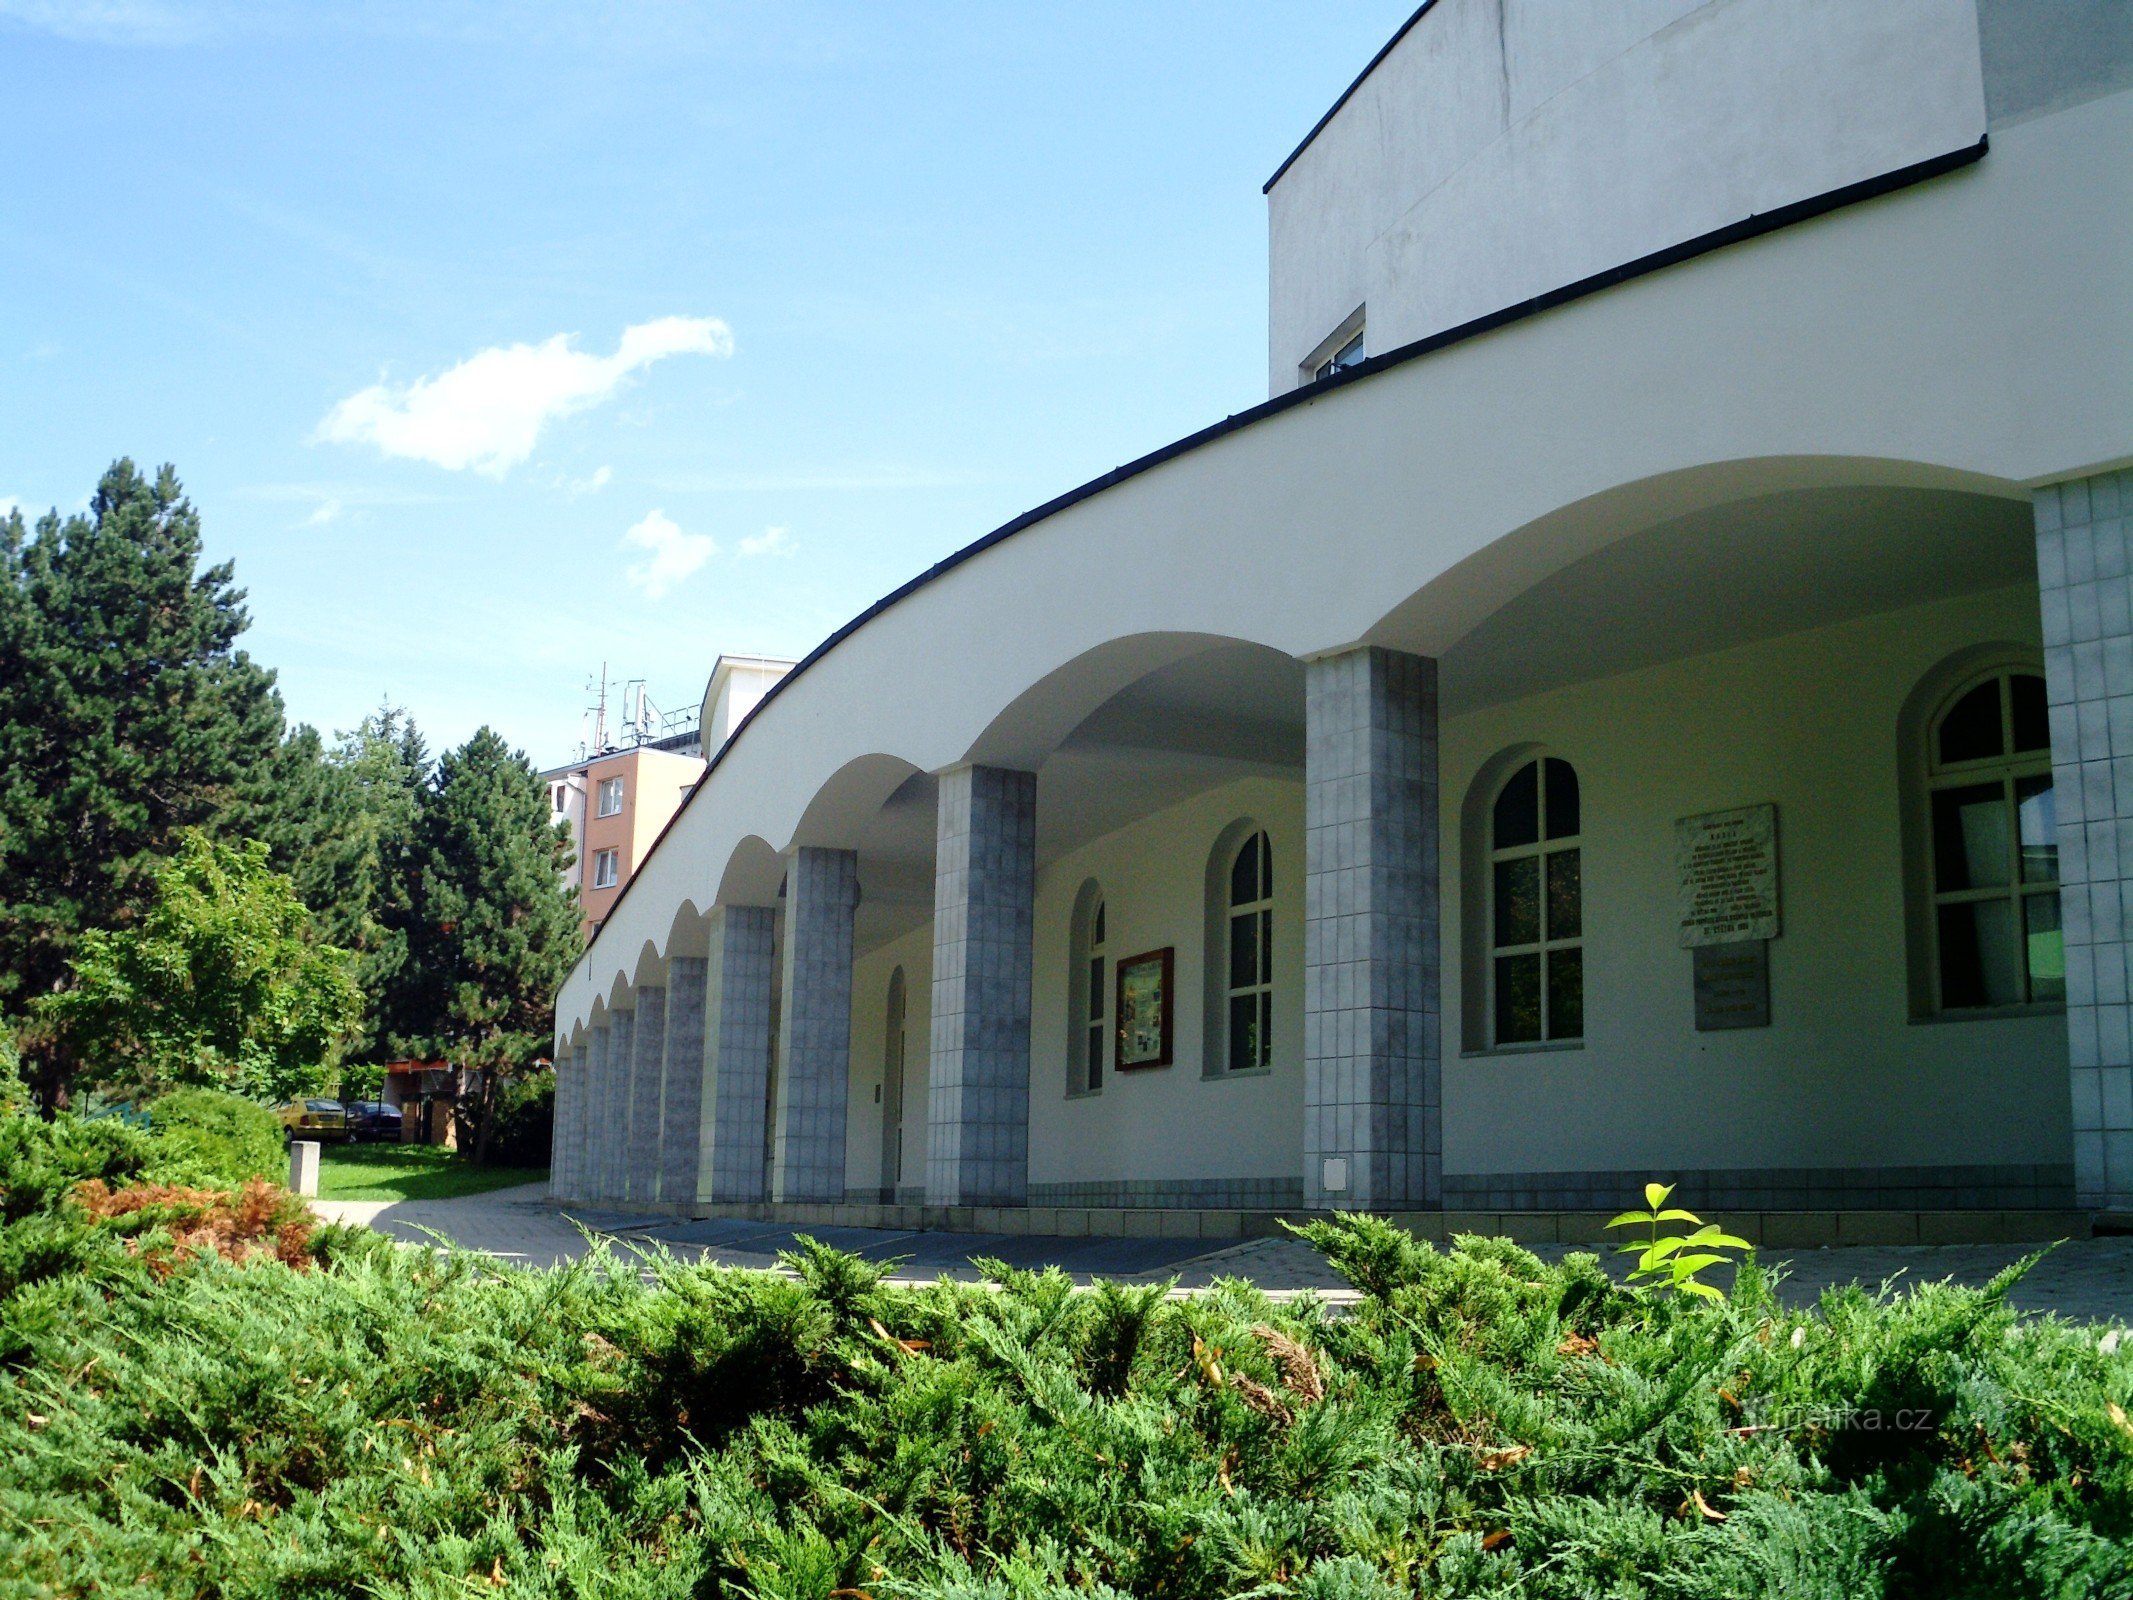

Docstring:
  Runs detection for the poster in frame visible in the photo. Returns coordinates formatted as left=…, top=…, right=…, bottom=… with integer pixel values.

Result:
left=1114, top=946, right=1175, bottom=1070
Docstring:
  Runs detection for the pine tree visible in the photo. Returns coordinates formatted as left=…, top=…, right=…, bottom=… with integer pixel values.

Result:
left=396, top=728, right=578, bottom=1162
left=253, top=707, right=431, bottom=1065
left=0, top=462, right=287, bottom=1108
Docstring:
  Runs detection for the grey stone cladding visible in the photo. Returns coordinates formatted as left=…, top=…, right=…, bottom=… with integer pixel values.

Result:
left=1028, top=1176, right=1307, bottom=1210
left=926, top=765, right=1037, bottom=1207
left=704, top=907, right=778, bottom=1204
left=659, top=958, right=709, bottom=1206
left=773, top=849, right=859, bottom=1202
left=552, top=1046, right=583, bottom=1200
left=603, top=1010, right=634, bottom=1204
left=2038, top=467, right=2133, bottom=1211
left=583, top=1026, right=611, bottom=1202
left=625, top=987, right=667, bottom=1205
left=1303, top=647, right=1441, bottom=1208
left=1444, top=1164, right=2078, bottom=1212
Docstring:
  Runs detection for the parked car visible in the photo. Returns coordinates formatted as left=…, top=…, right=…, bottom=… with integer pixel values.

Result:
left=275, top=1098, right=349, bottom=1142
left=344, top=1100, right=402, bottom=1143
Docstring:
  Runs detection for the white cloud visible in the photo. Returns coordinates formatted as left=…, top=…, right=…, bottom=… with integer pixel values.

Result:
left=622, top=509, right=716, bottom=600
left=566, top=464, right=612, bottom=498
left=316, top=315, right=733, bottom=477
left=301, top=498, right=343, bottom=527
left=0, top=0, right=197, bottom=45
left=737, top=525, right=792, bottom=557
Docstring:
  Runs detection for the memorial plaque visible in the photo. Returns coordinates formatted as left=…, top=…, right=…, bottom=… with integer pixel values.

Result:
left=1693, top=939, right=1770, bottom=1031
left=1676, top=803, right=1779, bottom=948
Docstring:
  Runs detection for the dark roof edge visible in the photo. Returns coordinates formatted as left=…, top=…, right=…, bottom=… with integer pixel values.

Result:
left=1265, top=1, right=1441, bottom=195
left=571, top=133, right=1987, bottom=978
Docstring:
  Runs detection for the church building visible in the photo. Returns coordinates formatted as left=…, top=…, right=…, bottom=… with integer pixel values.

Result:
left=550, top=1, right=2133, bottom=1238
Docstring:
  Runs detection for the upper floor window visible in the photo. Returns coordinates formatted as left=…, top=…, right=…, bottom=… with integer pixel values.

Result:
left=1225, top=830, right=1275, bottom=1072
left=1926, top=670, right=2059, bottom=1010
left=1490, top=757, right=1582, bottom=1045
left=1300, top=307, right=1365, bottom=388
left=597, top=776, right=626, bottom=817
left=591, top=848, right=620, bottom=890
left=1313, top=331, right=1364, bottom=383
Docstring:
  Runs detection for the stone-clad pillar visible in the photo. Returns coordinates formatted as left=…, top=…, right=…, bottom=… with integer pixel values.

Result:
left=1303, top=646, right=1440, bottom=1209
left=772, top=849, right=859, bottom=1202
left=550, top=1045, right=579, bottom=1200
left=659, top=958, right=709, bottom=1209
left=926, top=765, right=1037, bottom=1207
left=703, top=907, right=778, bottom=1203
left=582, top=1026, right=610, bottom=1202
left=2038, top=468, right=2133, bottom=1212
left=625, top=987, right=667, bottom=1206
left=604, top=1009, right=635, bottom=1205
left=572, top=1044, right=593, bottom=1200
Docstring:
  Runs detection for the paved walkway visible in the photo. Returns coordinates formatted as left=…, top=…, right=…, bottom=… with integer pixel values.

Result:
left=311, top=1183, right=2133, bottom=1326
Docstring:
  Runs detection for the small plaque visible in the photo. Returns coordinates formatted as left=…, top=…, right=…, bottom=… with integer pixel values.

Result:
left=1676, top=803, right=1779, bottom=948
left=1693, top=940, right=1770, bottom=1031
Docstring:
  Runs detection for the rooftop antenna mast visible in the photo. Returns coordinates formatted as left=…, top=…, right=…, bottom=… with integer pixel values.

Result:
left=587, top=662, right=610, bottom=755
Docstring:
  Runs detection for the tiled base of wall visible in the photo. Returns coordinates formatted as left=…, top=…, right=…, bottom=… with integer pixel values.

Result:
left=1026, top=1177, right=1307, bottom=1210
left=1442, top=1164, right=2077, bottom=1212
left=670, top=1199, right=2090, bottom=1246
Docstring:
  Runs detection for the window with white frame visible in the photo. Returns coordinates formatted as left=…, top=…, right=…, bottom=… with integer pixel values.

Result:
left=597, top=776, right=625, bottom=817
left=1225, top=831, right=1274, bottom=1072
left=1085, top=897, right=1107, bottom=1092
left=1489, top=757, right=1582, bottom=1045
left=1068, top=884, right=1106, bottom=1095
left=1312, top=329, right=1364, bottom=382
left=591, top=848, right=620, bottom=890
left=1926, top=669, right=2059, bottom=1009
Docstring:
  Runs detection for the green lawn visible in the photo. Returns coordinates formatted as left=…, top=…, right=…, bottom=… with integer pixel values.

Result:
left=315, top=1142, right=547, bottom=1202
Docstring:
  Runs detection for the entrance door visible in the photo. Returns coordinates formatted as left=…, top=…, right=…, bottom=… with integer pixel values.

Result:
left=880, top=967, right=905, bottom=1202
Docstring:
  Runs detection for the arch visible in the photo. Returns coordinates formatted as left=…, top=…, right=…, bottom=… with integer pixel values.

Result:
left=1897, top=644, right=2057, bottom=1017
left=965, top=632, right=1294, bottom=771
left=1066, top=877, right=1107, bottom=1097
left=663, top=899, right=711, bottom=962
left=716, top=834, right=784, bottom=908
left=1366, top=456, right=2026, bottom=667
left=628, top=939, right=667, bottom=993
left=790, top=752, right=925, bottom=850
left=1202, top=817, right=1275, bottom=1078
left=1461, top=745, right=1584, bottom=1052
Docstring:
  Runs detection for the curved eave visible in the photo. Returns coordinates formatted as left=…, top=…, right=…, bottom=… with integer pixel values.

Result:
left=569, top=134, right=1989, bottom=982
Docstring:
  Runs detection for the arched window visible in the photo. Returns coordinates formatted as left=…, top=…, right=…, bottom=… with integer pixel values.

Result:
left=1489, top=757, right=1582, bottom=1045
left=879, top=966, right=906, bottom=1200
left=1926, top=669, right=2059, bottom=1010
left=1226, top=830, right=1274, bottom=1072
left=1067, top=881, right=1106, bottom=1096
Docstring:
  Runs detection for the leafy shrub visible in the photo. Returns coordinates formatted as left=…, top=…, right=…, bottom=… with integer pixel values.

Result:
left=144, top=1086, right=285, bottom=1188
left=0, top=1171, right=2128, bottom=1596
left=482, top=1065, right=554, bottom=1167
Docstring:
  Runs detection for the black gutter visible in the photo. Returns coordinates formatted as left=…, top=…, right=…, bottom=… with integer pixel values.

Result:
left=573, top=133, right=1987, bottom=975
left=1264, top=1, right=1440, bottom=195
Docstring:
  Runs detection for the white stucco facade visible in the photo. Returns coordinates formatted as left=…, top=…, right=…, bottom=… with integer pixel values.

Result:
left=552, top=3, right=2133, bottom=1225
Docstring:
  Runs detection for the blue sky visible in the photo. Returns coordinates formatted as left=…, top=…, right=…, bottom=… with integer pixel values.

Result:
left=1, top=1, right=1412, bottom=767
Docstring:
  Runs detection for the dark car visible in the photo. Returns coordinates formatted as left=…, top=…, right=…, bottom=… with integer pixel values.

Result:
left=344, top=1100, right=403, bottom=1143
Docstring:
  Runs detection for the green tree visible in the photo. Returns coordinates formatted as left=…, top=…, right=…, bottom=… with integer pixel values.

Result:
left=396, top=728, right=578, bottom=1163
left=37, top=832, right=361, bottom=1103
left=0, top=462, right=288, bottom=1107
left=255, top=706, right=431, bottom=1062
